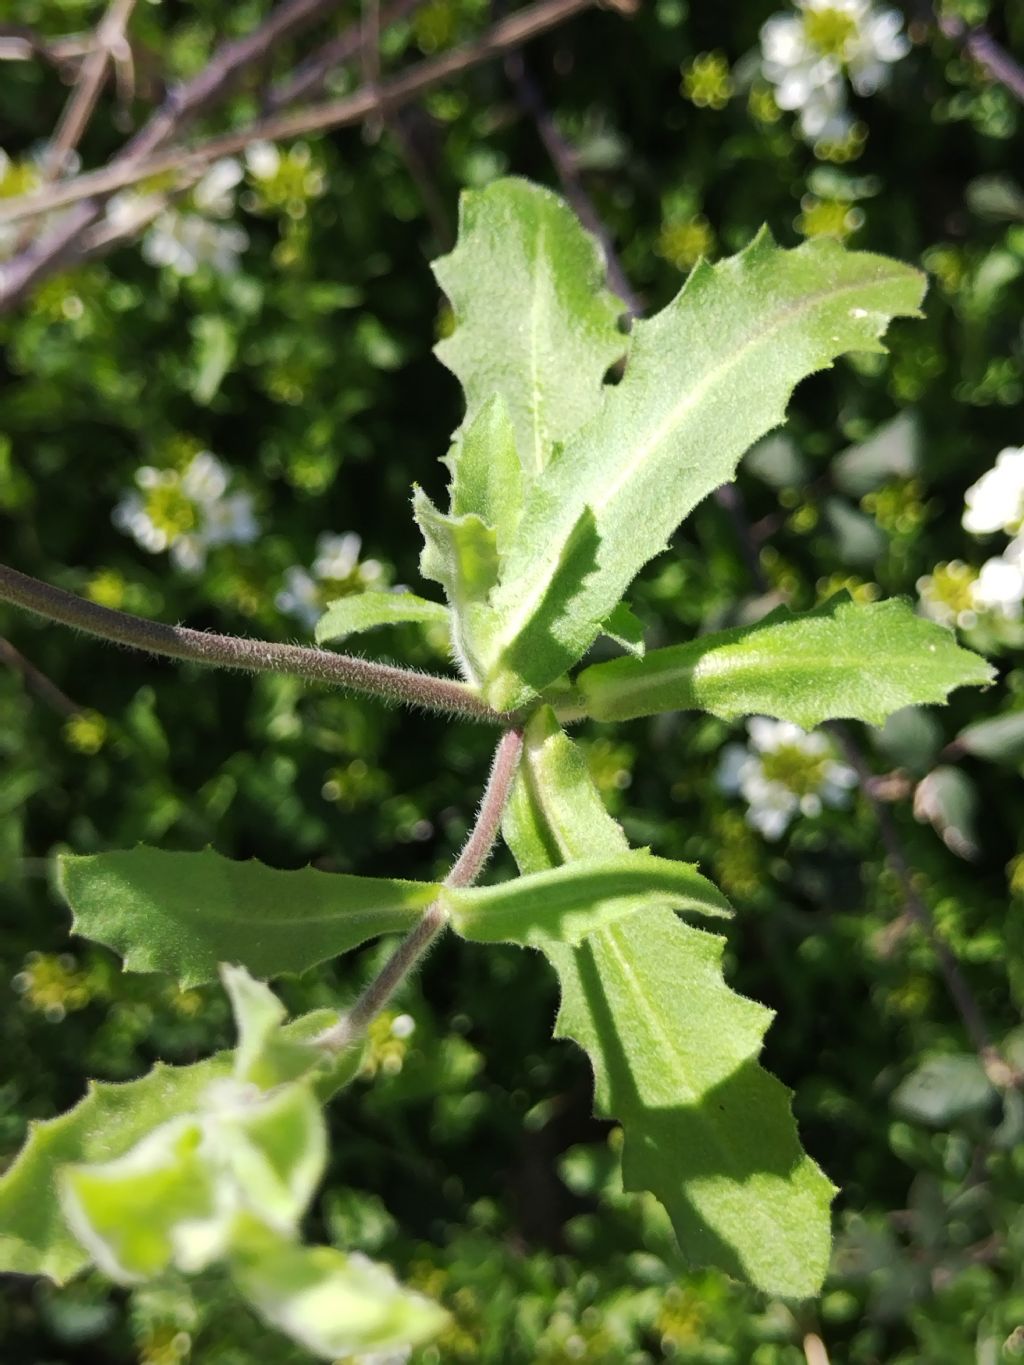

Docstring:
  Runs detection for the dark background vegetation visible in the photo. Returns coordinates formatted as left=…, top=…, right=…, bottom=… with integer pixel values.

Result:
left=1, top=1, right=1023, bottom=1360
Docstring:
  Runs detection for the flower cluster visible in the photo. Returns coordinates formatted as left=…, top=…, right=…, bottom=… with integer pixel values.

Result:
left=107, top=160, right=249, bottom=277
left=918, top=446, right=1024, bottom=627
left=760, top=0, right=909, bottom=145
left=276, top=532, right=385, bottom=631
left=113, top=452, right=258, bottom=573
left=716, top=718, right=858, bottom=841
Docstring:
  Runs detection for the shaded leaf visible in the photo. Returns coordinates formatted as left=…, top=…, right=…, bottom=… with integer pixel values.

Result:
left=434, top=177, right=626, bottom=479
left=59, top=846, right=437, bottom=987
left=953, top=708, right=1024, bottom=767
left=832, top=411, right=919, bottom=496
left=601, top=601, right=646, bottom=657
left=502, top=709, right=834, bottom=1298
left=576, top=595, right=993, bottom=728
left=314, top=592, right=449, bottom=647
left=444, top=850, right=730, bottom=947
left=480, top=231, right=926, bottom=708
left=891, top=1056, right=996, bottom=1127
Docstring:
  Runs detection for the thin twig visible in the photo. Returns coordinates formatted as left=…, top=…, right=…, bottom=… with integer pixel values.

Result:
left=0, top=561, right=509, bottom=724
left=319, top=725, right=524, bottom=1050
left=504, top=42, right=637, bottom=311
left=0, top=26, right=94, bottom=69
left=267, top=0, right=421, bottom=109
left=0, top=0, right=354, bottom=310
left=938, top=13, right=1024, bottom=106
left=803, top=1334, right=831, bottom=1365
left=0, top=0, right=596, bottom=233
left=41, top=0, right=139, bottom=183
left=0, top=636, right=82, bottom=718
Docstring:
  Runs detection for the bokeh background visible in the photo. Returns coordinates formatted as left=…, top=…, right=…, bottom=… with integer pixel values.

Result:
left=1, top=1, right=1023, bottom=1360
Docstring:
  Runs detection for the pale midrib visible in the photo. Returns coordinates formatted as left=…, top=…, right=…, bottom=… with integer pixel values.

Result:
left=598, top=923, right=811, bottom=1228
left=495, top=268, right=911, bottom=651
left=607, top=645, right=912, bottom=705
left=528, top=218, right=549, bottom=477
left=102, top=892, right=432, bottom=937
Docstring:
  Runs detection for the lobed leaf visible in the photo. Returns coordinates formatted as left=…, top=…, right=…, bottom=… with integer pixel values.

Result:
left=576, top=594, right=994, bottom=727
left=59, top=846, right=438, bottom=987
left=314, top=591, right=449, bottom=647
left=480, top=231, right=926, bottom=709
left=434, top=177, right=627, bottom=480
left=502, top=709, right=835, bottom=1298
left=443, top=850, right=730, bottom=947
left=0, top=978, right=355, bottom=1284
left=413, top=486, right=500, bottom=685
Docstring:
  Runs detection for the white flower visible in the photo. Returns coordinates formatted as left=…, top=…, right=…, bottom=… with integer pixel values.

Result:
left=245, top=140, right=281, bottom=181
left=277, top=533, right=385, bottom=631
left=275, top=567, right=322, bottom=631
left=717, top=717, right=857, bottom=841
left=142, top=212, right=249, bottom=276
left=312, top=532, right=363, bottom=581
left=192, top=158, right=243, bottom=217
left=962, top=446, right=1024, bottom=537
left=112, top=452, right=258, bottom=572
left=759, top=0, right=908, bottom=143
left=971, top=554, right=1024, bottom=620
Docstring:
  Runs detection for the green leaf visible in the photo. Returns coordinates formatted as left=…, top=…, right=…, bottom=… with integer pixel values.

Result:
left=502, top=709, right=835, bottom=1298
left=231, top=1226, right=447, bottom=1361
left=0, top=1008, right=349, bottom=1284
left=314, top=591, right=449, bottom=647
left=0, top=1056, right=229, bottom=1284
left=434, top=177, right=627, bottom=479
left=444, top=393, right=523, bottom=551
left=443, top=851, right=730, bottom=947
left=480, top=231, right=926, bottom=708
left=601, top=601, right=646, bottom=657
left=60, top=1118, right=217, bottom=1284
left=576, top=594, right=994, bottom=727
left=58, top=846, right=438, bottom=987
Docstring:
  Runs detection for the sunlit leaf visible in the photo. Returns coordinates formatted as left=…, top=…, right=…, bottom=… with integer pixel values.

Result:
left=444, top=393, right=523, bottom=550
left=502, top=709, right=835, bottom=1298
left=444, top=850, right=730, bottom=947
left=231, top=1227, right=447, bottom=1361
left=434, top=177, right=627, bottom=479
left=0, top=988, right=352, bottom=1285
left=59, top=846, right=438, bottom=986
left=479, top=232, right=926, bottom=708
left=60, top=1117, right=216, bottom=1284
left=576, top=595, right=993, bottom=727
left=314, top=591, right=449, bottom=646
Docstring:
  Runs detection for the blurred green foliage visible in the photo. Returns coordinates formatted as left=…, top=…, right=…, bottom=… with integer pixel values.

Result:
left=1, top=0, right=1023, bottom=1360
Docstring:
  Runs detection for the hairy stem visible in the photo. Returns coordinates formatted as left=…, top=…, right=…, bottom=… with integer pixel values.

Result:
left=0, top=561, right=509, bottom=723
left=319, top=725, right=524, bottom=1050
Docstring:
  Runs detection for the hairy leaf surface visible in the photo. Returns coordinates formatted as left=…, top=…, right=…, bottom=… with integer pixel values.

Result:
left=482, top=232, right=926, bottom=708
left=502, top=709, right=835, bottom=1298
left=577, top=594, right=994, bottom=726
left=434, top=177, right=627, bottom=478
left=444, top=851, right=730, bottom=946
left=59, top=847, right=437, bottom=986
left=444, top=393, right=523, bottom=549
left=0, top=1008, right=349, bottom=1283
left=315, top=592, right=449, bottom=646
